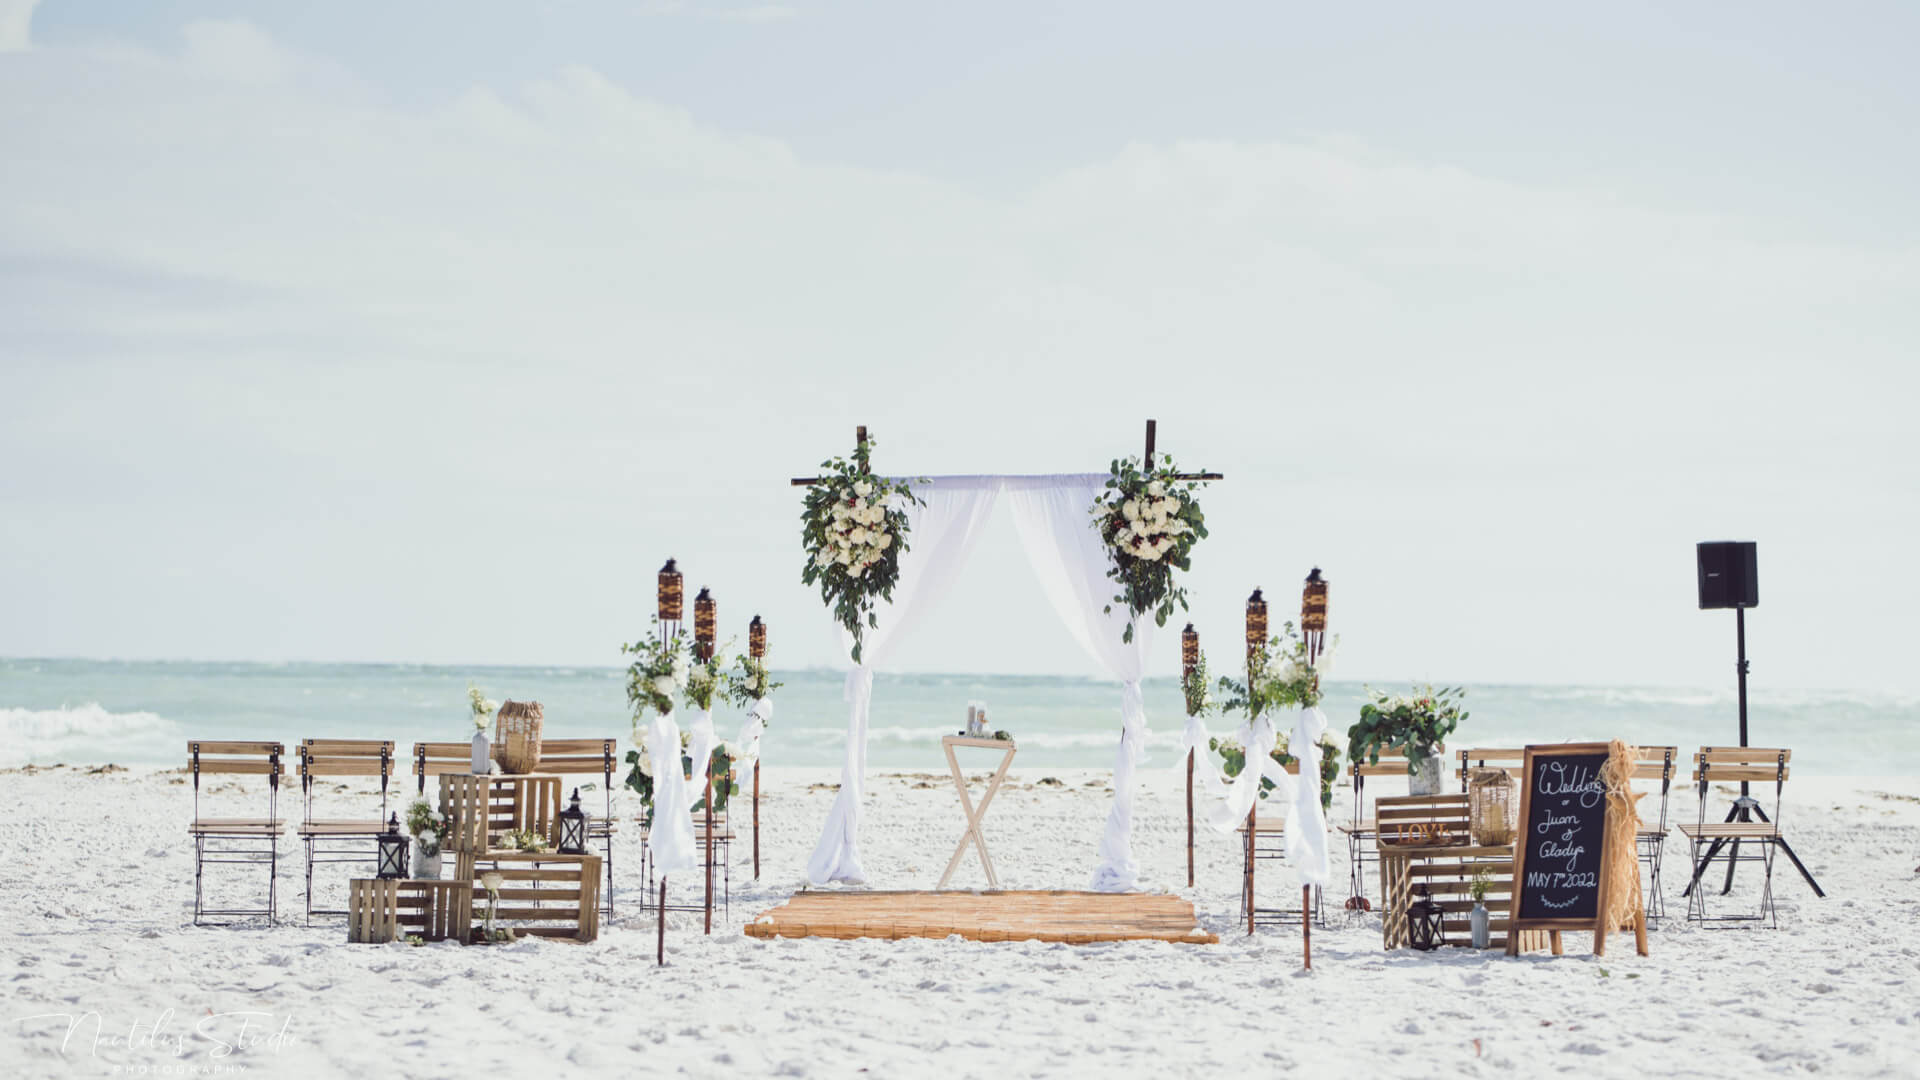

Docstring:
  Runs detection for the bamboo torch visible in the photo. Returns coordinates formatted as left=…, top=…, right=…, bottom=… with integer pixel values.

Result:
left=694, top=588, right=716, bottom=934
left=749, top=614, right=766, bottom=881
left=1183, top=623, right=1199, bottom=889
left=655, top=558, right=684, bottom=965
left=1244, top=588, right=1266, bottom=934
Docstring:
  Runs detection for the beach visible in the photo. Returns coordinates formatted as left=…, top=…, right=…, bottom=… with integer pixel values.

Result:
left=5, top=763, right=1916, bottom=1078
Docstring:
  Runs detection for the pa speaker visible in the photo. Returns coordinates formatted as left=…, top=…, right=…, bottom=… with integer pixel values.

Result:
left=1697, top=541, right=1758, bottom=610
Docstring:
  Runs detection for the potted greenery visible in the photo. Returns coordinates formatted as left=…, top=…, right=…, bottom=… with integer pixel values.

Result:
left=1347, top=684, right=1467, bottom=795
left=1469, top=865, right=1493, bottom=949
left=404, top=798, right=450, bottom=879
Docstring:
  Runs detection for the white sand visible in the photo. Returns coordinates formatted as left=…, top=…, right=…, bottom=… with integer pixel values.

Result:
left=3, top=763, right=1917, bottom=1078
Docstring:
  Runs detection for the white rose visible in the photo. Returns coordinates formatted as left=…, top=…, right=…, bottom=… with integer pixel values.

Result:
left=815, top=548, right=833, bottom=567
left=1122, top=499, right=1139, bottom=521
left=1139, top=545, right=1162, bottom=562
left=877, top=533, right=892, bottom=549
left=832, top=504, right=849, bottom=521
left=1147, top=480, right=1166, bottom=498
left=854, top=480, right=873, bottom=497
left=849, top=527, right=868, bottom=544
left=853, top=563, right=867, bottom=578
left=836, top=549, right=852, bottom=566
left=652, top=674, right=676, bottom=697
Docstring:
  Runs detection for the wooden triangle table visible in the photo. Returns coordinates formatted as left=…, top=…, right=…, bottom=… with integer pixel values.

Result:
left=937, top=736, right=1017, bottom=889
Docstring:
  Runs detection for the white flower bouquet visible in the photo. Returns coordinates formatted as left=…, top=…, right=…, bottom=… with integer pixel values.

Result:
left=799, top=437, right=924, bottom=663
left=1091, top=454, right=1210, bottom=642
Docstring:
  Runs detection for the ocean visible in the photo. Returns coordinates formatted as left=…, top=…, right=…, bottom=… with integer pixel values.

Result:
left=2, top=657, right=1912, bottom=774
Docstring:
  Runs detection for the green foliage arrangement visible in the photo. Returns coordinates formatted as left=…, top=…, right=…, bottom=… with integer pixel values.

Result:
left=1347, top=684, right=1468, bottom=774
left=723, top=652, right=782, bottom=709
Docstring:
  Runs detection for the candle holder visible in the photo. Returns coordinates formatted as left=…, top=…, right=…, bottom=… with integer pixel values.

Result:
left=658, top=558, right=684, bottom=638
left=1301, top=568, right=1329, bottom=665
left=749, top=615, right=766, bottom=659
left=1245, top=588, right=1268, bottom=670
left=1181, top=622, right=1199, bottom=682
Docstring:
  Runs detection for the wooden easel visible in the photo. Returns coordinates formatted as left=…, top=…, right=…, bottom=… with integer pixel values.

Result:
left=1506, top=743, right=1650, bottom=958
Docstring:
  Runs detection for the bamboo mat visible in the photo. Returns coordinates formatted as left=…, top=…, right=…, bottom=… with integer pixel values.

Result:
left=743, top=890, right=1218, bottom=945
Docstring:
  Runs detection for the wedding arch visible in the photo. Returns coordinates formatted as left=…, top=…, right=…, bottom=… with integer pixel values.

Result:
left=789, top=422, right=1222, bottom=892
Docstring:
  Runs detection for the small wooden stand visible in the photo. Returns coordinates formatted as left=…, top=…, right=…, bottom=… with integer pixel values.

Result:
left=937, top=736, right=1017, bottom=889
left=439, top=772, right=563, bottom=854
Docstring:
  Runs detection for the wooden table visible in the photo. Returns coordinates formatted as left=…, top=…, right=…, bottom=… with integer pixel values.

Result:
left=439, top=771, right=564, bottom=855
left=937, top=736, right=1017, bottom=890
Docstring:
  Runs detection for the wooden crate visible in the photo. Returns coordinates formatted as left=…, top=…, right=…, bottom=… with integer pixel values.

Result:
left=455, top=851, right=602, bottom=944
left=347, top=878, right=470, bottom=944
left=1381, top=843, right=1550, bottom=953
left=439, top=773, right=562, bottom=855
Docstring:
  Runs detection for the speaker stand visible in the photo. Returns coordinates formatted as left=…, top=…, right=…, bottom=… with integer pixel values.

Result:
left=1681, top=607, right=1825, bottom=899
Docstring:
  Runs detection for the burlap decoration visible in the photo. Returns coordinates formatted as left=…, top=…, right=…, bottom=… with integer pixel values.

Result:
left=495, top=700, right=544, bottom=775
left=1600, top=739, right=1646, bottom=933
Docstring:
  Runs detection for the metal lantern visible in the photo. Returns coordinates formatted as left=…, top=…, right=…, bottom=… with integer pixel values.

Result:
left=1301, top=567, right=1329, bottom=664
left=558, top=787, right=589, bottom=855
left=1408, top=885, right=1446, bottom=951
left=1181, top=623, right=1198, bottom=680
left=658, top=558, right=684, bottom=625
left=693, top=588, right=716, bottom=662
left=1245, top=588, right=1268, bottom=667
left=749, top=615, right=766, bottom=659
left=376, top=813, right=409, bottom=880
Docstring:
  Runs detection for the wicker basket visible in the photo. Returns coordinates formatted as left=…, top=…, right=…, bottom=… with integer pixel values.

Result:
left=494, top=700, right=544, bottom=775
left=1467, top=767, right=1516, bottom=846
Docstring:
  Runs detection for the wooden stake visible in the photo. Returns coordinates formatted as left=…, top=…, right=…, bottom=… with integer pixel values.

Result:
left=753, top=761, right=762, bottom=880
left=1144, top=418, right=1156, bottom=460
left=1246, top=805, right=1256, bottom=935
left=1186, top=749, right=1195, bottom=888
left=657, top=877, right=667, bottom=965
left=1303, top=885, right=1312, bottom=969
left=704, top=771, right=715, bottom=935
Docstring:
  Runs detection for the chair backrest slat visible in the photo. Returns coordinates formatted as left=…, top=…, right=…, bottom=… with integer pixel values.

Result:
left=187, top=741, right=283, bottom=820
left=1693, top=746, right=1791, bottom=825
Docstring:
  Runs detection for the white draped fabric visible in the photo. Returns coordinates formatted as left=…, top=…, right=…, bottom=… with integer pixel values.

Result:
left=734, top=697, right=772, bottom=772
left=805, top=478, right=1001, bottom=886
left=1178, top=709, right=1225, bottom=804
left=1207, top=714, right=1296, bottom=833
left=685, top=706, right=718, bottom=804
left=645, top=708, right=697, bottom=874
left=1003, top=475, right=1153, bottom=892
left=1286, top=706, right=1333, bottom=886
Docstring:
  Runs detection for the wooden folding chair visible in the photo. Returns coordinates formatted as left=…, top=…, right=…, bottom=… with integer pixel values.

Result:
left=1629, top=746, right=1678, bottom=925
left=1454, top=747, right=1526, bottom=790
left=414, top=741, right=491, bottom=794
left=296, top=739, right=394, bottom=925
left=1339, top=745, right=1443, bottom=911
left=1236, top=758, right=1331, bottom=928
left=187, top=741, right=285, bottom=925
left=1679, top=747, right=1791, bottom=928
left=536, top=738, right=620, bottom=919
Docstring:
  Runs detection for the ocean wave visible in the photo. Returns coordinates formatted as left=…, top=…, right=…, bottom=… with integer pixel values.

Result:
left=787, top=724, right=1187, bottom=751
left=0, top=704, right=177, bottom=767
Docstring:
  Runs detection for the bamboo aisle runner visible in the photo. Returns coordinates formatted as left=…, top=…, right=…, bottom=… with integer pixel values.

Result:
left=744, top=890, right=1218, bottom=945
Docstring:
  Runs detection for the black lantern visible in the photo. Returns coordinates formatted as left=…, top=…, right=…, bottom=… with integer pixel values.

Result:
left=376, top=813, right=409, bottom=880
left=1408, top=885, right=1446, bottom=951
left=558, top=788, right=589, bottom=855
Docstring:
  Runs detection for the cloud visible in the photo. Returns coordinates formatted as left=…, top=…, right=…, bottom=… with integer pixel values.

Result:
left=0, top=21, right=1913, bottom=688
left=0, top=0, right=39, bottom=52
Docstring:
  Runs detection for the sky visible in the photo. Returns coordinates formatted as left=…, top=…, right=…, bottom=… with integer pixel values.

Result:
left=2, top=2, right=1916, bottom=692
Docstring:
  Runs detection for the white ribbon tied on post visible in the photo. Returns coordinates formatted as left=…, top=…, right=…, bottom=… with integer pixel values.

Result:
left=1208, top=714, right=1296, bottom=833
left=646, top=708, right=697, bottom=874
left=1286, top=705, right=1332, bottom=886
left=735, top=697, right=772, bottom=772
left=685, top=706, right=718, bottom=796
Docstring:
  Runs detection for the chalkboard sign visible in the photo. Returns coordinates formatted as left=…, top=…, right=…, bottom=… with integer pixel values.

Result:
left=1506, top=742, right=1646, bottom=957
left=1514, top=746, right=1610, bottom=921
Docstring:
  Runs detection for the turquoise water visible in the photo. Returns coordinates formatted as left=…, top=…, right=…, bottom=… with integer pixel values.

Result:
left=2, top=658, right=1913, bottom=774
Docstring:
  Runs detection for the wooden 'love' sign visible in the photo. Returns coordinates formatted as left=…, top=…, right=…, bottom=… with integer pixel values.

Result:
left=1506, top=742, right=1647, bottom=957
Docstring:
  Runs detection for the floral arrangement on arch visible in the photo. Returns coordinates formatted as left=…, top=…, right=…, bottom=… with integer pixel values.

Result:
left=799, top=438, right=924, bottom=663
left=1091, top=454, right=1209, bottom=642
left=1348, top=684, right=1467, bottom=774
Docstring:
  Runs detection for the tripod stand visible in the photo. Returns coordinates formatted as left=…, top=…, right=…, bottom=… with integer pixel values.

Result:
left=1681, top=607, right=1825, bottom=900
